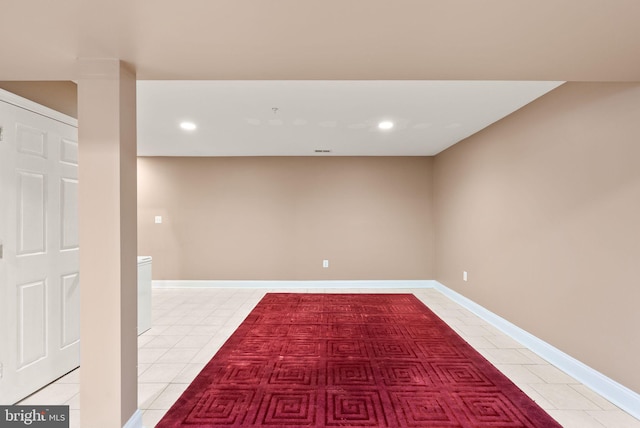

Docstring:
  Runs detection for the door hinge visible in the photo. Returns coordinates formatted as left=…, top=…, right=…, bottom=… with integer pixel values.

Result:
left=0, top=362, right=3, bottom=379
left=0, top=126, right=4, bottom=141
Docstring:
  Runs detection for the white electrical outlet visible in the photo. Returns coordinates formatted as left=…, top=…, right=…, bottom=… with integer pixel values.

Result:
left=155, top=215, right=162, bottom=224
left=323, top=260, right=329, bottom=268
left=463, top=271, right=468, bottom=281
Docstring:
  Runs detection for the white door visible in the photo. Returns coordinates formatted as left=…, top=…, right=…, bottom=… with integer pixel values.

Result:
left=0, top=92, right=80, bottom=404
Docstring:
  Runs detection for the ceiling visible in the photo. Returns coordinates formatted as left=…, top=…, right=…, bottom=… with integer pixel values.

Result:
left=1, top=1, right=640, bottom=81
left=137, top=80, right=562, bottom=156
left=1, top=1, right=635, bottom=156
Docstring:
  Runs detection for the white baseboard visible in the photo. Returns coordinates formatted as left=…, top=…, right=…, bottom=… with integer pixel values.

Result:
left=153, top=279, right=436, bottom=289
left=149, top=278, right=639, bottom=420
left=431, top=281, right=640, bottom=421
left=123, top=409, right=142, bottom=428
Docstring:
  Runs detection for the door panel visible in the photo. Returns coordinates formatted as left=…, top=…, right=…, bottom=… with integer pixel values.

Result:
left=60, top=178, right=79, bottom=250
left=60, top=273, right=80, bottom=348
left=16, top=124, right=47, bottom=158
left=0, top=94, right=79, bottom=404
left=16, top=171, right=46, bottom=255
left=17, top=280, right=47, bottom=368
left=60, top=139, right=78, bottom=166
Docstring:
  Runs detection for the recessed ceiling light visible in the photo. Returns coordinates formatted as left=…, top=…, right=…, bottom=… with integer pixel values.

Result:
left=180, top=121, right=197, bottom=131
left=378, top=120, right=394, bottom=130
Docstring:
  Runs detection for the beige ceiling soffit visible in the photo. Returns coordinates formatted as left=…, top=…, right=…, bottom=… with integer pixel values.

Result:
left=77, top=59, right=135, bottom=80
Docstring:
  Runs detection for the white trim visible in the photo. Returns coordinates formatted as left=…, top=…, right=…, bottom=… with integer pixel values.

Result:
left=0, top=88, right=77, bottom=127
left=153, top=279, right=436, bottom=289
left=123, top=409, right=143, bottom=428
left=432, top=281, right=640, bottom=421
left=150, top=278, right=640, bottom=420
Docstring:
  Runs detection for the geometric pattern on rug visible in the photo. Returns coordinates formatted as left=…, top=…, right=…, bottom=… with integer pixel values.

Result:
left=157, top=293, right=562, bottom=427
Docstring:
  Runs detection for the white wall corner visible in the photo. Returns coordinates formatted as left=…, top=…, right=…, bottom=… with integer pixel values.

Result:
left=432, top=280, right=640, bottom=421
left=123, top=409, right=143, bottom=428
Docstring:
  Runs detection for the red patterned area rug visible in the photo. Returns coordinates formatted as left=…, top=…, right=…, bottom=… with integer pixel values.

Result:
left=157, top=293, right=561, bottom=427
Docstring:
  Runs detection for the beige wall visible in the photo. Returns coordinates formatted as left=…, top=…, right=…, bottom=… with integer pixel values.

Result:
left=434, top=82, right=640, bottom=393
left=138, top=156, right=434, bottom=280
left=0, top=81, right=77, bottom=118
left=78, top=62, right=138, bottom=427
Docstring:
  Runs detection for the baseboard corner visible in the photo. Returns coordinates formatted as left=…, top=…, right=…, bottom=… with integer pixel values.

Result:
left=123, top=409, right=143, bottom=428
left=432, top=280, right=640, bottom=421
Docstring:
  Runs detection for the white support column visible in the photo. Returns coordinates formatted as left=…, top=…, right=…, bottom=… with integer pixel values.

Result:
left=78, top=59, right=139, bottom=428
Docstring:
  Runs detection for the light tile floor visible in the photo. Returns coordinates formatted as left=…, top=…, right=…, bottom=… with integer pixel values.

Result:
left=18, top=287, right=640, bottom=428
